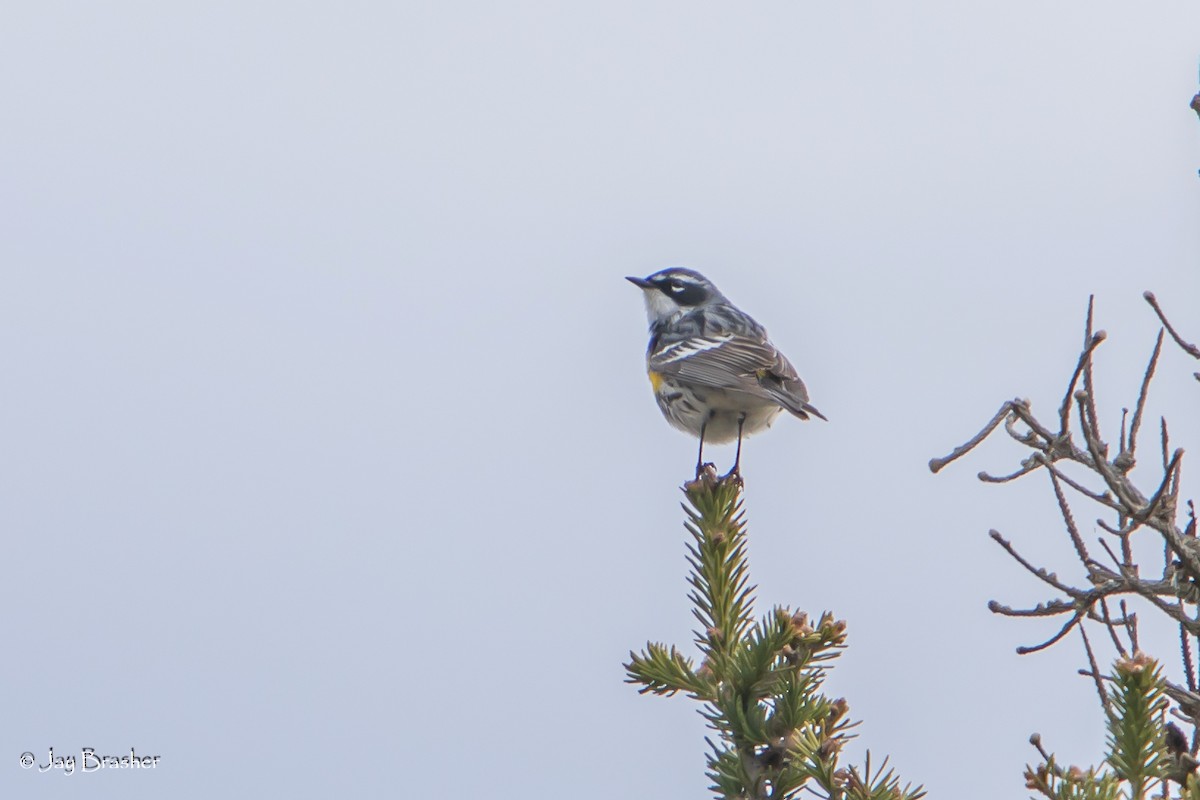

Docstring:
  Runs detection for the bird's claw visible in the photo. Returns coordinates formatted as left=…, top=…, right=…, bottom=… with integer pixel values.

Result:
left=686, top=462, right=719, bottom=490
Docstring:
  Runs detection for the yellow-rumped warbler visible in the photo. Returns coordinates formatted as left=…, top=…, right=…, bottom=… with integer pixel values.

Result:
left=627, top=268, right=825, bottom=475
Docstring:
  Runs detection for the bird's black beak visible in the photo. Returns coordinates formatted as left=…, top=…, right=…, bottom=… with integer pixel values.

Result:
left=626, top=276, right=653, bottom=289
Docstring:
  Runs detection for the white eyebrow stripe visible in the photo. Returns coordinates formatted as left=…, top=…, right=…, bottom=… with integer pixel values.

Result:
left=656, top=334, right=734, bottom=363
left=652, top=271, right=703, bottom=283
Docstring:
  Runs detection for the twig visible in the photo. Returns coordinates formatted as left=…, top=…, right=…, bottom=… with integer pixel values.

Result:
left=1119, top=584, right=1194, bottom=634
left=979, top=463, right=1043, bottom=483
left=1119, top=408, right=1128, bottom=458
left=1076, top=392, right=1143, bottom=511
left=1040, top=458, right=1120, bottom=511
left=1163, top=682, right=1200, bottom=722
left=1048, top=467, right=1090, bottom=563
left=1018, top=611, right=1085, bottom=655
left=1005, top=412, right=1041, bottom=447
left=1097, top=518, right=1143, bottom=537
left=1084, top=606, right=1135, bottom=627
left=989, top=599, right=1077, bottom=618
left=1127, top=330, right=1164, bottom=460
left=1120, top=600, right=1139, bottom=653
left=1132, top=449, right=1183, bottom=524
left=989, top=530, right=1076, bottom=595
left=1010, top=403, right=1062, bottom=451
left=1098, top=538, right=1125, bottom=571
left=1079, top=625, right=1110, bottom=712
left=1096, top=511, right=1135, bottom=571
left=1144, top=291, right=1200, bottom=359
left=1060, top=330, right=1108, bottom=435
left=1099, top=597, right=1129, bottom=656
left=1182, top=622, right=1197, bottom=693
left=1081, top=298, right=1104, bottom=447
left=1028, top=734, right=1059, bottom=778
left=929, top=401, right=1016, bottom=474
left=1163, top=418, right=1171, bottom=472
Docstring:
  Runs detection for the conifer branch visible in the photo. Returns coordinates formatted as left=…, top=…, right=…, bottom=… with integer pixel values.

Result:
left=626, top=467, right=924, bottom=800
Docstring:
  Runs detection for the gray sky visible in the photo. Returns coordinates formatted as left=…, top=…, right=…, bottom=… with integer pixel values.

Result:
left=3, top=2, right=1199, bottom=798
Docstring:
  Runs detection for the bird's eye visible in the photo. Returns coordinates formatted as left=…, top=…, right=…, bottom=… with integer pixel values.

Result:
left=667, top=281, right=683, bottom=293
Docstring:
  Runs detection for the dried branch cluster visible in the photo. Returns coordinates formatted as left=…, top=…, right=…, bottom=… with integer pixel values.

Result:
left=930, top=293, right=1200, bottom=750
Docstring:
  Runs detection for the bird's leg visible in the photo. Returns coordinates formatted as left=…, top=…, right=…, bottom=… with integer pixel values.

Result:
left=728, top=413, right=747, bottom=478
left=696, top=420, right=707, bottom=477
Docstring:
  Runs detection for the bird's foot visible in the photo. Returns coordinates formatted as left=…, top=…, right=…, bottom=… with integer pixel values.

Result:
left=719, top=465, right=744, bottom=487
left=686, top=462, right=720, bottom=490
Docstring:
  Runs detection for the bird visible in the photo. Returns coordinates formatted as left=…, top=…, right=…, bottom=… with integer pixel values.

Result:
left=627, top=267, right=825, bottom=476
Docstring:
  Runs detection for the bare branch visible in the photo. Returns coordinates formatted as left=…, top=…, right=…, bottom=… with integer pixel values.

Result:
left=1031, top=735, right=1055, bottom=768
left=1164, top=417, right=1171, bottom=472
left=1039, top=457, right=1121, bottom=511
left=989, top=599, right=1077, bottom=618
left=1079, top=626, right=1110, bottom=712
left=1127, top=329, right=1164, bottom=461
left=1132, top=448, right=1183, bottom=525
left=1145, top=291, right=1200, bottom=360
left=1097, top=537, right=1127, bottom=572
left=1120, top=600, right=1139, bottom=652
left=1121, top=585, right=1183, bottom=631
left=1059, top=330, right=1107, bottom=435
left=1017, top=611, right=1085, bottom=655
left=1164, top=682, right=1200, bottom=723
left=1083, top=605, right=1135, bottom=628
left=1119, top=408, right=1128, bottom=458
left=989, top=530, right=1076, bottom=595
left=1005, top=412, right=1041, bottom=446
left=1076, top=391, right=1144, bottom=511
left=1081, top=297, right=1104, bottom=446
left=979, top=462, right=1043, bottom=484
left=1098, top=598, right=1129, bottom=657
left=1182, top=622, right=1197, bottom=693
left=1047, top=467, right=1090, bottom=563
left=1097, top=517, right=1143, bottom=537
left=1010, top=403, right=1062, bottom=450
left=929, top=401, right=1017, bottom=474
left=931, top=291, right=1200, bottom=738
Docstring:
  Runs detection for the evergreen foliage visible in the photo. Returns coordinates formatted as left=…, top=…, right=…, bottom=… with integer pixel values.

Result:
left=626, top=467, right=923, bottom=800
left=1023, top=654, right=1200, bottom=800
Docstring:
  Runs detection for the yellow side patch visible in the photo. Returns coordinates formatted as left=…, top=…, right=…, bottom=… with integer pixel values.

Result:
left=648, top=370, right=664, bottom=393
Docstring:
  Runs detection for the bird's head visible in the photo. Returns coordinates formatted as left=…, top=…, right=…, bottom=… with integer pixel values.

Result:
left=626, top=268, right=726, bottom=325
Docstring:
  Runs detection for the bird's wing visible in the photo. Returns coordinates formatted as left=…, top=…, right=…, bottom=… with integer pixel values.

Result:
left=649, top=334, right=826, bottom=421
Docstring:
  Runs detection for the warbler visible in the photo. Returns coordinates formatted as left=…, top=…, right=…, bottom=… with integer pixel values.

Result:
left=627, top=268, right=825, bottom=474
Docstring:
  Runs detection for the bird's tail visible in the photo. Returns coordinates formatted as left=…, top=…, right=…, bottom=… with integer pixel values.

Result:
left=756, top=374, right=828, bottom=422
left=792, top=400, right=828, bottom=422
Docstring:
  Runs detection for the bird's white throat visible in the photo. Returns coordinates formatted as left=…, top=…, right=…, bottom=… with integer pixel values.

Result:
left=641, top=289, right=684, bottom=326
